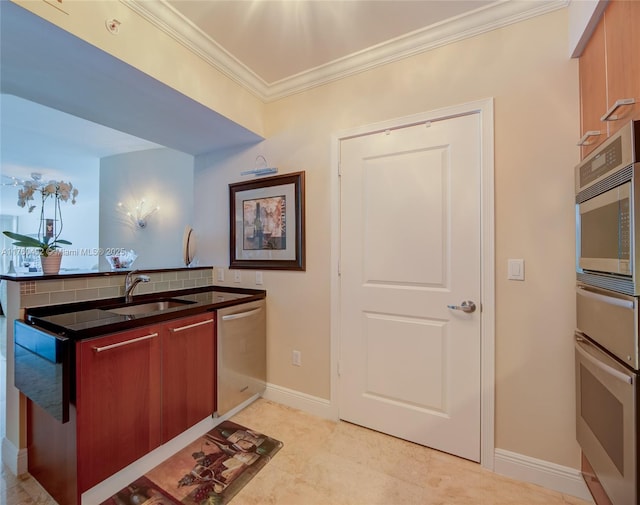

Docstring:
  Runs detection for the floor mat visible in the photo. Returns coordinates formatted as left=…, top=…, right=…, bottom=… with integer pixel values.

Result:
left=99, top=420, right=283, bottom=505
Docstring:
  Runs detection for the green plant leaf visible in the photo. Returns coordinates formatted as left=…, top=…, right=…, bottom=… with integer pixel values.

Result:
left=2, top=231, right=72, bottom=251
left=2, top=232, right=44, bottom=248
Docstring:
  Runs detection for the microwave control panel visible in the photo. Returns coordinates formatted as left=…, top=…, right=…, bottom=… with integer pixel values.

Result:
left=621, top=198, right=631, bottom=262
left=579, top=136, right=623, bottom=189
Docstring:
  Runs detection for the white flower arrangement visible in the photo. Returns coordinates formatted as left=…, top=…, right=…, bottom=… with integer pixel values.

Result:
left=17, top=179, right=78, bottom=212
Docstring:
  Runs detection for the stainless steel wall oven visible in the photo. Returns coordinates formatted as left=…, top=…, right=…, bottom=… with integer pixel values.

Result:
left=576, top=119, right=640, bottom=295
left=575, top=284, right=638, bottom=505
left=575, top=120, right=640, bottom=505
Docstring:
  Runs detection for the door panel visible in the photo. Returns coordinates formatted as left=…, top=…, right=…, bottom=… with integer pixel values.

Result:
left=339, top=114, right=481, bottom=461
left=362, top=147, right=447, bottom=286
left=364, top=313, right=447, bottom=411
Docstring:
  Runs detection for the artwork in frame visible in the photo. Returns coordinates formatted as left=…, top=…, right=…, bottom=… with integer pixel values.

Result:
left=229, top=171, right=305, bottom=270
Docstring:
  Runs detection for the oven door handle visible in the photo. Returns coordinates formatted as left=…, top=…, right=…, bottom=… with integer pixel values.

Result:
left=576, top=286, right=635, bottom=309
left=575, top=335, right=634, bottom=385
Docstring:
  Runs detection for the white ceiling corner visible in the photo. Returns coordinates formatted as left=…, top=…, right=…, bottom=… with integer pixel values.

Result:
left=126, top=0, right=569, bottom=103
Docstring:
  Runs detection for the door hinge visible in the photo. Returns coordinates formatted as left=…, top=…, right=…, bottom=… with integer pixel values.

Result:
left=338, top=259, right=341, bottom=277
left=338, top=161, right=342, bottom=177
left=337, top=360, right=341, bottom=377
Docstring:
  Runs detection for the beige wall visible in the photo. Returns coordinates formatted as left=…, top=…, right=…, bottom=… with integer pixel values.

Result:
left=99, top=148, right=195, bottom=269
left=195, top=9, right=581, bottom=469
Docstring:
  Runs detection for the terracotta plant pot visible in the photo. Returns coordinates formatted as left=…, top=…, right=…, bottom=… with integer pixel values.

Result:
left=41, top=252, right=62, bottom=275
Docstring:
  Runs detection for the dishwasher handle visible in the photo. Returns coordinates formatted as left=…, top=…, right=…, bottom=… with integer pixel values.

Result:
left=221, top=307, right=262, bottom=321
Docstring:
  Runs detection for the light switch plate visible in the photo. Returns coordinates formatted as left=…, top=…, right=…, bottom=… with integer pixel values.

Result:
left=508, top=259, right=525, bottom=281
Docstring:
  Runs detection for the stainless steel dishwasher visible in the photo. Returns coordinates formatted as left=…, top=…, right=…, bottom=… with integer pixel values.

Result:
left=216, top=299, right=266, bottom=416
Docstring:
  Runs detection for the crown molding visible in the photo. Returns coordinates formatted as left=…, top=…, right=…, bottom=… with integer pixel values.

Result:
left=123, top=0, right=269, bottom=99
left=125, top=0, right=568, bottom=103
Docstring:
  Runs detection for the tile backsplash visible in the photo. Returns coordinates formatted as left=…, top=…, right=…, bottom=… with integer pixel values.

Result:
left=19, top=269, right=214, bottom=309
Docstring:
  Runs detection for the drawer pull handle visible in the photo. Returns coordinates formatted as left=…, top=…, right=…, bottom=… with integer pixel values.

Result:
left=221, top=307, right=262, bottom=321
left=600, top=98, right=636, bottom=121
left=576, top=286, right=635, bottom=309
left=170, top=318, right=214, bottom=333
left=93, top=332, right=158, bottom=352
left=576, top=130, right=601, bottom=146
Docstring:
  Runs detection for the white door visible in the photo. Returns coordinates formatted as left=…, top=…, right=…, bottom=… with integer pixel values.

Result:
left=339, top=113, right=482, bottom=461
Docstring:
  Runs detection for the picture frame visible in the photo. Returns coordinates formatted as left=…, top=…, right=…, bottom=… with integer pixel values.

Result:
left=229, top=171, right=305, bottom=270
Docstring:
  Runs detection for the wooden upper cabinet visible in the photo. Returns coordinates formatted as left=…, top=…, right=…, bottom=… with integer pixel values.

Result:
left=602, top=0, right=640, bottom=137
left=579, top=20, right=607, bottom=158
left=578, top=0, right=640, bottom=158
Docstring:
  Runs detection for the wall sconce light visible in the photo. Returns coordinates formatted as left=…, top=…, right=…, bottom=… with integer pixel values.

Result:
left=117, top=199, right=159, bottom=229
left=241, top=155, right=278, bottom=177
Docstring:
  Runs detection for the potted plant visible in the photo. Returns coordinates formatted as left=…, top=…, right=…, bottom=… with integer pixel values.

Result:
left=3, top=176, right=78, bottom=274
left=2, top=231, right=71, bottom=274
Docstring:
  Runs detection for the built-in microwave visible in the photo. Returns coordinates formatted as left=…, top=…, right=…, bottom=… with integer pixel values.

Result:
left=576, top=120, right=640, bottom=295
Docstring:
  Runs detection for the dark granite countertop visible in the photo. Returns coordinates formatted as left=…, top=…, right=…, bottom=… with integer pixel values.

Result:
left=23, top=285, right=266, bottom=340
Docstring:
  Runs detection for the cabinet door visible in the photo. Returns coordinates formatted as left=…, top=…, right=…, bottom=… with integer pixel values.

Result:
left=162, top=313, right=215, bottom=442
left=604, top=0, right=640, bottom=136
left=76, top=325, right=162, bottom=492
left=579, top=20, right=607, bottom=157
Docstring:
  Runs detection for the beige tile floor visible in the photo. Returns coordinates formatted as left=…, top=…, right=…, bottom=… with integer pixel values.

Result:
left=2, top=397, right=593, bottom=505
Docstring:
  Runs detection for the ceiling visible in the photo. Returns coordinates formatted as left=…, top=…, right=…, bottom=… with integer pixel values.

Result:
left=167, top=0, right=496, bottom=84
left=137, top=0, right=567, bottom=101
left=0, top=0, right=567, bottom=184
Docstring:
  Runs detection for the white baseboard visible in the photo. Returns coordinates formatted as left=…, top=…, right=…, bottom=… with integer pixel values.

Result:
left=494, top=448, right=593, bottom=503
left=263, top=382, right=335, bottom=420
left=2, top=436, right=27, bottom=476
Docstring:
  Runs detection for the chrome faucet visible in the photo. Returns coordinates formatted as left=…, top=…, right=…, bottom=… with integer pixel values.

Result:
left=124, top=270, right=150, bottom=302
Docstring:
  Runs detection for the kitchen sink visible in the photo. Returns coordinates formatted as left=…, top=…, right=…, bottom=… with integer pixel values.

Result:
left=103, top=299, right=195, bottom=316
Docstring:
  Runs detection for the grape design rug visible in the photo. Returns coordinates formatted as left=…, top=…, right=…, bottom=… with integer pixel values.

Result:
left=99, top=421, right=283, bottom=505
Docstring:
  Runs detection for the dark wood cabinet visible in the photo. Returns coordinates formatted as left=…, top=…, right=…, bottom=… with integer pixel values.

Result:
left=27, top=401, right=78, bottom=505
left=161, top=313, right=216, bottom=442
left=27, top=312, right=216, bottom=504
left=76, top=324, right=163, bottom=492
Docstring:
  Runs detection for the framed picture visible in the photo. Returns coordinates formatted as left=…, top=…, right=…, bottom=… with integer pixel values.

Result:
left=229, top=171, right=305, bottom=270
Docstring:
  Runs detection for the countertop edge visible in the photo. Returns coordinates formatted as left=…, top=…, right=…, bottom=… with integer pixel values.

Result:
left=23, top=285, right=266, bottom=339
